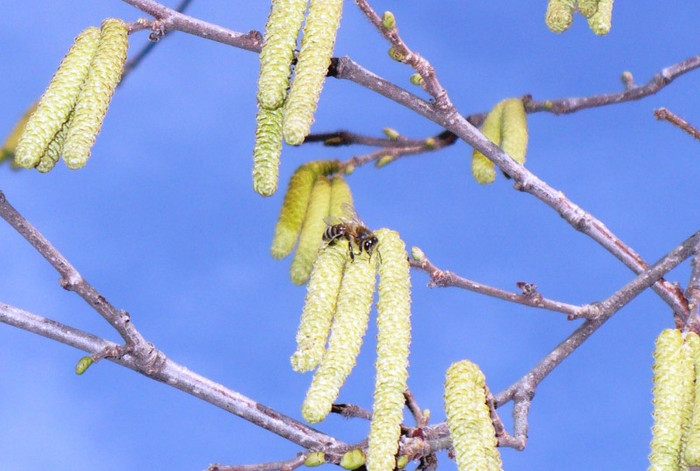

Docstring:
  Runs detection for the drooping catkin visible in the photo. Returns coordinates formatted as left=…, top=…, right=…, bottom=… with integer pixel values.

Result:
left=270, top=160, right=340, bottom=259
left=328, top=176, right=354, bottom=220
left=2, top=101, right=38, bottom=162
left=471, top=101, right=504, bottom=185
left=444, top=360, right=502, bottom=471
left=301, top=250, right=378, bottom=423
left=253, top=106, right=284, bottom=196
left=290, top=176, right=332, bottom=285
left=62, top=18, right=128, bottom=169
left=14, top=27, right=100, bottom=169
left=649, top=329, right=695, bottom=471
left=500, top=98, right=528, bottom=165
left=576, top=0, right=599, bottom=18
left=37, top=115, right=72, bottom=173
left=282, top=0, right=344, bottom=145
left=683, top=332, right=700, bottom=466
left=291, top=241, right=347, bottom=372
left=256, top=0, right=308, bottom=110
left=587, top=0, right=613, bottom=35
left=545, top=0, right=574, bottom=33
left=367, top=229, right=411, bottom=471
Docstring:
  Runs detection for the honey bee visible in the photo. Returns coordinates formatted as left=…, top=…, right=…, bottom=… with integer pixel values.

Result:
left=323, top=204, right=381, bottom=263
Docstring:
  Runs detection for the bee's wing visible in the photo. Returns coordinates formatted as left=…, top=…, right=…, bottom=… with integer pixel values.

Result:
left=339, top=202, right=367, bottom=226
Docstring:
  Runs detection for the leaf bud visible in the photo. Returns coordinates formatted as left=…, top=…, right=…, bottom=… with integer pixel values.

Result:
left=382, top=128, right=400, bottom=140
left=375, top=155, right=394, bottom=168
left=340, top=449, right=366, bottom=470
left=381, top=11, right=396, bottom=30
left=410, top=246, right=425, bottom=262
left=409, top=73, right=424, bottom=87
left=75, top=355, right=94, bottom=375
left=388, top=46, right=406, bottom=62
left=304, top=451, right=326, bottom=467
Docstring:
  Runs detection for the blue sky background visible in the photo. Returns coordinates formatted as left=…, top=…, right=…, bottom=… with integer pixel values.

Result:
left=1, top=1, right=699, bottom=470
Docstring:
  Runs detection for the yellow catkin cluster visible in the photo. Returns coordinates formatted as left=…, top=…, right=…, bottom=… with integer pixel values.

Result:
left=444, top=360, right=503, bottom=471
left=252, top=0, right=344, bottom=194
left=300, top=244, right=378, bottom=423
left=295, top=227, right=413, bottom=466
left=15, top=18, right=128, bottom=172
left=14, top=19, right=128, bottom=172
left=648, top=329, right=696, bottom=470
left=269, top=161, right=346, bottom=284
left=545, top=0, right=613, bottom=35
left=367, top=229, right=412, bottom=471
left=472, top=98, right=528, bottom=184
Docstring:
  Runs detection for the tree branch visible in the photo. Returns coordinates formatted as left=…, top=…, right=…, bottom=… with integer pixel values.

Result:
left=0, top=301, right=347, bottom=453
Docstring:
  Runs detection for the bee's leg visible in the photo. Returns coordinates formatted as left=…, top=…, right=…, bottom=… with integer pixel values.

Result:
left=348, top=247, right=355, bottom=262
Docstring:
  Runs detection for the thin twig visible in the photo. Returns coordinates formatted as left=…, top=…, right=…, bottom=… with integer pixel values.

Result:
left=408, top=251, right=589, bottom=318
left=121, top=0, right=263, bottom=52
left=120, top=0, right=195, bottom=81
left=655, top=107, right=700, bottom=141
left=209, top=453, right=309, bottom=471
left=494, top=229, right=700, bottom=409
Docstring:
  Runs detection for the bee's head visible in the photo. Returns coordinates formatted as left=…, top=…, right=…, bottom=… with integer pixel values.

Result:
left=365, top=236, right=382, bottom=263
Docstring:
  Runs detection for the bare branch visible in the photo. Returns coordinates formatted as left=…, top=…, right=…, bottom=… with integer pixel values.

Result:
left=0, top=301, right=347, bottom=453
left=209, top=453, right=309, bottom=471
left=409, top=250, right=588, bottom=318
left=655, top=107, right=700, bottom=141
left=120, top=0, right=263, bottom=52
left=494, top=229, right=700, bottom=409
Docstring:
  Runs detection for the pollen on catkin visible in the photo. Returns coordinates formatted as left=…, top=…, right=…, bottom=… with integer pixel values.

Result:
left=367, top=229, right=411, bottom=471
left=501, top=98, right=528, bottom=165
left=301, top=249, right=378, bottom=423
left=290, top=176, right=332, bottom=285
left=253, top=106, right=284, bottom=196
left=291, top=241, right=347, bottom=372
left=683, top=332, right=700, bottom=466
left=256, top=0, right=308, bottom=110
left=649, top=329, right=695, bottom=471
left=587, top=0, right=613, bottom=35
left=282, top=0, right=344, bottom=145
left=545, top=0, right=574, bottom=33
left=14, top=27, right=100, bottom=169
left=444, top=360, right=502, bottom=471
left=62, top=18, right=128, bottom=169
left=471, top=101, right=504, bottom=185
